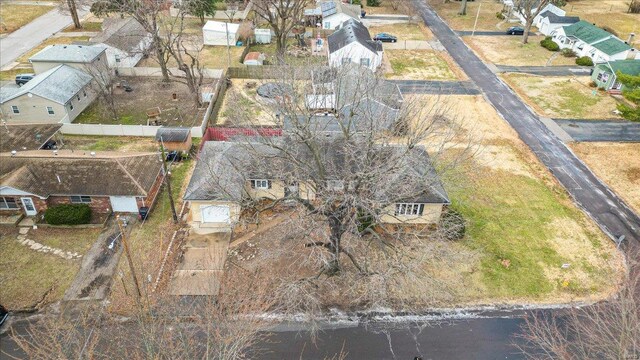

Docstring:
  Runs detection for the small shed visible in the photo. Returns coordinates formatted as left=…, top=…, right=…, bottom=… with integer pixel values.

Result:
left=244, top=52, right=266, bottom=66
left=203, top=20, right=240, bottom=46
left=254, top=28, right=272, bottom=44
left=156, top=127, right=193, bottom=153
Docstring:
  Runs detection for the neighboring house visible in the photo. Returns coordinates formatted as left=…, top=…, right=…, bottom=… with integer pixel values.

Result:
left=319, top=0, right=361, bottom=30
left=298, top=65, right=403, bottom=133
left=537, top=12, right=579, bottom=36
left=90, top=17, right=152, bottom=68
left=0, top=124, right=62, bottom=153
left=327, top=19, right=383, bottom=71
left=156, top=127, right=193, bottom=153
left=0, top=151, right=164, bottom=216
left=203, top=20, right=239, bottom=46
left=184, top=140, right=449, bottom=230
left=591, top=60, right=640, bottom=91
left=0, top=65, right=96, bottom=124
left=243, top=51, right=266, bottom=65
left=514, top=2, right=565, bottom=27
left=29, top=44, right=108, bottom=75
left=551, top=21, right=637, bottom=62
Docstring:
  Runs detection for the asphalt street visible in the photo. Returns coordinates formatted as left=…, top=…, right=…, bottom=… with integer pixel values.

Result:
left=414, top=0, right=640, bottom=245
left=495, top=65, right=592, bottom=76
left=0, top=5, right=90, bottom=68
left=456, top=30, right=534, bottom=36
left=389, top=80, right=481, bottom=95
left=554, top=119, right=640, bottom=142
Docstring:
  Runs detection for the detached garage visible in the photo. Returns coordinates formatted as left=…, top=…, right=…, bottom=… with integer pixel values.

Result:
left=203, top=20, right=239, bottom=46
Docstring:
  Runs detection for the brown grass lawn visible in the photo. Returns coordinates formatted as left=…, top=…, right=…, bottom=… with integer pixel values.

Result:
left=502, top=74, right=622, bottom=119
left=362, top=0, right=406, bottom=15
left=62, top=21, right=103, bottom=33
left=427, top=0, right=507, bottom=31
left=63, top=135, right=160, bottom=152
left=563, top=0, right=639, bottom=41
left=0, top=4, right=53, bottom=34
left=384, top=50, right=460, bottom=80
left=217, top=79, right=279, bottom=126
left=571, top=142, right=640, bottom=214
left=369, top=22, right=434, bottom=41
left=464, top=35, right=577, bottom=66
left=0, top=227, right=98, bottom=310
left=137, top=45, right=246, bottom=69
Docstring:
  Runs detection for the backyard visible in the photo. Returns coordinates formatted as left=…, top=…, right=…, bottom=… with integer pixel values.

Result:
left=501, top=74, right=622, bottom=119
left=0, top=226, right=100, bottom=310
left=464, top=36, right=577, bottom=66
left=137, top=44, right=246, bottom=69
left=62, top=135, right=159, bottom=152
left=0, top=4, right=53, bottom=34
left=384, top=49, right=462, bottom=80
left=563, top=0, right=640, bottom=41
left=74, top=77, right=210, bottom=126
left=216, top=79, right=280, bottom=127
left=571, top=142, right=640, bottom=214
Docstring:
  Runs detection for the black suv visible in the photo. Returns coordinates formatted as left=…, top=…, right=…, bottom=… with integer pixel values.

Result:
left=506, top=27, right=525, bottom=35
left=15, top=74, right=34, bottom=86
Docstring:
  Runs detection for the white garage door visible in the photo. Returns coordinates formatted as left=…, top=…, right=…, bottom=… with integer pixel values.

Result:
left=110, top=196, right=139, bottom=213
left=201, top=205, right=230, bottom=223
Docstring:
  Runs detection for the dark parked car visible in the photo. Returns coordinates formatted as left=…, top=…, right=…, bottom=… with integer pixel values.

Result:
left=506, top=26, right=525, bottom=35
left=15, top=74, right=35, bottom=86
left=166, top=150, right=182, bottom=162
left=0, top=304, right=8, bottom=327
left=373, top=33, right=397, bottom=43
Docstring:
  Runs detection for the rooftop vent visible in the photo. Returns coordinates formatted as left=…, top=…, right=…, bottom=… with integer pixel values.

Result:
left=11, top=150, right=16, bottom=156
left=90, top=151, right=96, bottom=157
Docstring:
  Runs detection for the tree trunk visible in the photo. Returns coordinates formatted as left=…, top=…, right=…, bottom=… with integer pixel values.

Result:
left=327, top=215, right=343, bottom=275
left=275, top=34, right=287, bottom=65
left=522, top=18, right=533, bottom=44
left=458, top=0, right=468, bottom=15
left=153, top=37, right=170, bottom=82
left=67, top=0, right=82, bottom=29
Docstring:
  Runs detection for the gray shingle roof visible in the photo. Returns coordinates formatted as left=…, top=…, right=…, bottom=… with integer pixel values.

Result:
left=0, top=152, right=162, bottom=197
left=320, top=0, right=360, bottom=19
left=542, top=12, right=580, bottom=24
left=0, top=65, right=92, bottom=105
left=328, top=18, right=382, bottom=54
left=92, top=17, right=149, bottom=53
left=29, top=44, right=105, bottom=63
left=156, top=127, right=191, bottom=142
left=0, top=124, right=62, bottom=153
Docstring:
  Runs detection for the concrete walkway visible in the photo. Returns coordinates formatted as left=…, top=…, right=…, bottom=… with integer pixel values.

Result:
left=14, top=228, right=82, bottom=260
left=554, top=119, right=640, bottom=142
left=169, top=231, right=231, bottom=296
left=495, top=65, right=592, bottom=76
left=389, top=79, right=481, bottom=95
left=0, top=5, right=90, bottom=68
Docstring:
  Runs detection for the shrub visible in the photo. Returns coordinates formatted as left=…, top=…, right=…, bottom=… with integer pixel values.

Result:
left=576, top=56, right=594, bottom=66
left=540, top=37, right=559, bottom=51
left=366, top=0, right=381, bottom=6
left=588, top=80, right=598, bottom=88
left=496, top=11, right=505, bottom=20
left=44, top=204, right=92, bottom=225
left=356, top=208, right=374, bottom=234
left=440, top=209, right=466, bottom=241
left=561, top=48, right=577, bottom=57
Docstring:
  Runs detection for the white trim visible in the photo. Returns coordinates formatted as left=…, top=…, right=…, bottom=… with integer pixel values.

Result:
left=0, top=186, right=40, bottom=197
left=395, top=203, right=425, bottom=216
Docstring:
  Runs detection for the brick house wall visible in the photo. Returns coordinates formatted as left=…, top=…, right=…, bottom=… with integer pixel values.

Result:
left=47, top=196, right=112, bottom=213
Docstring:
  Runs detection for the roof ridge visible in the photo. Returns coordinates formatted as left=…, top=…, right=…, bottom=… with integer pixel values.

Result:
left=115, top=158, right=148, bottom=195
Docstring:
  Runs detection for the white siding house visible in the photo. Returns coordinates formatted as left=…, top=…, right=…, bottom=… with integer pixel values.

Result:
left=516, top=3, right=564, bottom=27
left=29, top=44, right=108, bottom=75
left=537, top=13, right=579, bottom=36
left=203, top=20, right=239, bottom=46
left=312, top=1, right=361, bottom=30
left=551, top=21, right=635, bottom=62
left=327, top=19, right=382, bottom=71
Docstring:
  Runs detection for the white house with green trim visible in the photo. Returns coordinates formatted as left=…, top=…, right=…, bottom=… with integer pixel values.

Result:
left=591, top=60, right=640, bottom=91
left=551, top=21, right=638, bottom=62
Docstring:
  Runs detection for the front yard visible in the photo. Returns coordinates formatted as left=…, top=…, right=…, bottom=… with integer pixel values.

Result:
left=426, top=0, right=507, bottom=31
left=384, top=50, right=463, bottom=80
left=501, top=74, right=622, bottom=119
left=464, top=36, right=577, bottom=66
left=368, top=22, right=433, bottom=41
left=74, top=77, right=209, bottom=126
left=570, top=142, right=640, bottom=214
left=0, top=4, right=53, bottom=34
left=0, top=227, right=100, bottom=310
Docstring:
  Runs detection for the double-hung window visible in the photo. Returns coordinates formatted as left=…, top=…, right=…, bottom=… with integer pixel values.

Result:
left=11, top=105, right=19, bottom=114
left=70, top=195, right=91, bottom=203
left=395, top=203, right=425, bottom=216
left=250, top=179, right=270, bottom=190
left=46, top=106, right=55, bottom=115
left=0, top=197, right=19, bottom=209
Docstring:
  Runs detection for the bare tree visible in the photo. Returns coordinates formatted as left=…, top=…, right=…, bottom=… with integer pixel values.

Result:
left=91, top=0, right=172, bottom=82
left=513, top=0, right=551, bottom=43
left=252, top=0, right=308, bottom=64
left=67, top=0, right=82, bottom=28
left=518, top=269, right=640, bottom=359
left=80, top=56, right=120, bottom=122
left=458, top=0, right=468, bottom=15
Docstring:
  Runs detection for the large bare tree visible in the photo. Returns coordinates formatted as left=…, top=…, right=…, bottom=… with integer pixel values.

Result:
left=513, top=0, right=551, bottom=44
left=252, top=0, right=308, bottom=64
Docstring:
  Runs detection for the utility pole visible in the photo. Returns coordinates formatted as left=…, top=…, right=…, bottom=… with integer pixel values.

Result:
left=117, top=216, right=142, bottom=303
left=159, top=140, right=178, bottom=223
left=472, top=2, right=482, bottom=36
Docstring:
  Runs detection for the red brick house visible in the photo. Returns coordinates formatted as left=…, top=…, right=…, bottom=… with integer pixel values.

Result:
left=0, top=150, right=164, bottom=217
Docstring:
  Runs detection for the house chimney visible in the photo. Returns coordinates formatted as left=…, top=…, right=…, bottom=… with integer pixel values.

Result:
left=628, top=33, right=635, bottom=46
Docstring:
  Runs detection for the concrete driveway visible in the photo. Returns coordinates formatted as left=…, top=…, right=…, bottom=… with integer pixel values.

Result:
left=169, top=231, right=231, bottom=296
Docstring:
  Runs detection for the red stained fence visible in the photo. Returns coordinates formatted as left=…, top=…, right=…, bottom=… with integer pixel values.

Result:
left=199, top=127, right=283, bottom=152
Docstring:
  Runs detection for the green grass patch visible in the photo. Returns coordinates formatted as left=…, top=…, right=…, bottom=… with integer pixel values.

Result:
left=533, top=85, right=600, bottom=118
left=63, top=21, right=103, bottom=32
left=448, top=167, right=603, bottom=298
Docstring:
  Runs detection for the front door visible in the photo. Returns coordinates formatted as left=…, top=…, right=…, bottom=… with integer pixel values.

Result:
left=20, top=197, right=37, bottom=216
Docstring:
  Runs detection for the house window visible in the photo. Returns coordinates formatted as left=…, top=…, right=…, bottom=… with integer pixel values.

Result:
left=326, top=180, right=345, bottom=191
left=598, top=72, right=609, bottom=82
left=360, top=58, right=370, bottom=67
left=69, top=102, right=74, bottom=110
left=11, top=105, right=19, bottom=114
left=77, top=94, right=81, bottom=101
left=341, top=57, right=351, bottom=65
left=0, top=197, right=19, bottom=209
left=70, top=195, right=91, bottom=203
left=115, top=55, right=121, bottom=63
left=46, top=106, right=55, bottom=115
left=250, top=179, right=271, bottom=190
left=83, top=90, right=87, bottom=97
left=394, top=203, right=425, bottom=216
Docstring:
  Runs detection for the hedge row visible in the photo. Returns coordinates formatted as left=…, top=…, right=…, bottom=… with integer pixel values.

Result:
left=44, top=204, right=92, bottom=225
left=540, top=36, right=559, bottom=51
